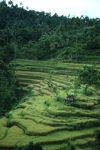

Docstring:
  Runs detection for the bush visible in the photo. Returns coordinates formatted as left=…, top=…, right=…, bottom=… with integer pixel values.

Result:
left=77, top=87, right=94, bottom=95
left=78, top=65, right=100, bottom=95
left=92, top=130, right=100, bottom=150
left=85, top=88, right=94, bottom=96
left=15, top=142, right=42, bottom=150
left=0, top=60, right=17, bottom=115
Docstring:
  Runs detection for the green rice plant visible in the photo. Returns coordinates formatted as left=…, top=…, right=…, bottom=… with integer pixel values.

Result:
left=60, top=140, right=75, bottom=150
left=66, top=85, right=71, bottom=93
left=67, top=122, right=77, bottom=131
left=18, top=110, right=25, bottom=117
left=38, top=89, right=43, bottom=95
left=48, top=70, right=53, bottom=86
left=85, top=120, right=100, bottom=128
left=73, top=77, right=80, bottom=95
left=67, top=141, right=75, bottom=150
left=52, top=86, right=57, bottom=92
left=66, top=75, right=69, bottom=79
left=55, top=91, right=66, bottom=104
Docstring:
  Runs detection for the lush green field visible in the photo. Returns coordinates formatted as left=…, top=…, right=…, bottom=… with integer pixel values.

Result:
left=0, top=59, right=100, bottom=150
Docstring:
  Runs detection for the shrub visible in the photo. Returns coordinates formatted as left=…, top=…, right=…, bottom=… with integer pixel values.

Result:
left=77, top=87, right=94, bottom=95
left=78, top=65, right=100, bottom=95
left=85, top=88, right=93, bottom=96
left=15, top=142, right=42, bottom=150
left=92, top=130, right=100, bottom=150
left=67, top=141, right=75, bottom=150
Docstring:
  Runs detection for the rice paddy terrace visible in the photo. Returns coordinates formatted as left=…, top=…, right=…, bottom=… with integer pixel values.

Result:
left=0, top=59, right=100, bottom=150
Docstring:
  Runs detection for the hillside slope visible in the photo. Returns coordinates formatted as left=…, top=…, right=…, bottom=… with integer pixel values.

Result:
left=0, top=59, right=100, bottom=150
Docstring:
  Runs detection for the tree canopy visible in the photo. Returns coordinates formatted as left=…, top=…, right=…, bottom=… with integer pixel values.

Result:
left=0, top=0, right=100, bottom=60
left=78, top=66, right=100, bottom=95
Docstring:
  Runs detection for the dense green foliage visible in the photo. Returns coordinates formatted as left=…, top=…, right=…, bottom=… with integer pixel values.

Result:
left=0, top=40, right=18, bottom=115
left=78, top=66, right=100, bottom=95
left=93, top=131, right=100, bottom=150
left=0, top=1, right=17, bottom=115
left=0, top=60, right=16, bottom=113
left=78, top=66, right=100, bottom=86
left=15, top=142, right=42, bottom=150
left=0, top=0, right=100, bottom=114
left=0, top=0, right=100, bottom=60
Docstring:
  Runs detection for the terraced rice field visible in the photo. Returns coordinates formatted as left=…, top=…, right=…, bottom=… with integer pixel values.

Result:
left=0, top=59, right=100, bottom=150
